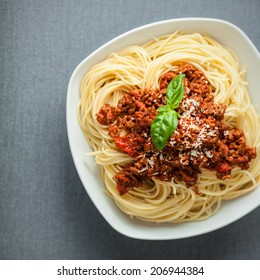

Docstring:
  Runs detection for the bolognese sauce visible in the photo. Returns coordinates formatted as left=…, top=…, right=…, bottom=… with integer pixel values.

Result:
left=96, top=64, right=256, bottom=195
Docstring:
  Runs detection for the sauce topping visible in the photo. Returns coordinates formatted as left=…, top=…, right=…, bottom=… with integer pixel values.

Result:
left=97, top=64, right=256, bottom=194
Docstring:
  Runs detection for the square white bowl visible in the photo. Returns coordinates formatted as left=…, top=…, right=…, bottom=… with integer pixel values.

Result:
left=67, top=18, right=260, bottom=240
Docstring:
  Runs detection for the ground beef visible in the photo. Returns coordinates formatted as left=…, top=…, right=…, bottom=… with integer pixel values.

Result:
left=96, top=63, right=256, bottom=194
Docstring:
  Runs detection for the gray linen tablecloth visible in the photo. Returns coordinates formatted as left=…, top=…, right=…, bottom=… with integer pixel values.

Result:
left=1, top=0, right=260, bottom=259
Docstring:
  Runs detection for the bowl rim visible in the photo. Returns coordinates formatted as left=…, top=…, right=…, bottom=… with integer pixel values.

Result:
left=66, top=17, right=260, bottom=240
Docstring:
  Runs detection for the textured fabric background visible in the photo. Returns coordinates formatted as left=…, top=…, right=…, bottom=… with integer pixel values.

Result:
left=1, top=0, right=260, bottom=260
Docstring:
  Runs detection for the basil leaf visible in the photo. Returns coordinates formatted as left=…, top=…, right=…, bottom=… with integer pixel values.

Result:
left=166, top=74, right=185, bottom=109
left=151, top=110, right=178, bottom=151
left=150, top=73, right=185, bottom=151
left=156, top=105, right=170, bottom=113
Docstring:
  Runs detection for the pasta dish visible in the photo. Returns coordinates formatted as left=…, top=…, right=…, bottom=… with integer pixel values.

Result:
left=77, top=31, right=260, bottom=222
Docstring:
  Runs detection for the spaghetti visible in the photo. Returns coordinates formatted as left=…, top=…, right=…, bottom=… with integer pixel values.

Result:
left=78, top=31, right=260, bottom=223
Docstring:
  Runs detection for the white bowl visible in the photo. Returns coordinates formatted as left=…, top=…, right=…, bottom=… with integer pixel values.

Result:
left=67, top=18, right=260, bottom=240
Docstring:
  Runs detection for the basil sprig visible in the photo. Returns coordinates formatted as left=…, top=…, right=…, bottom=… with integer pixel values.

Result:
left=151, top=74, right=185, bottom=151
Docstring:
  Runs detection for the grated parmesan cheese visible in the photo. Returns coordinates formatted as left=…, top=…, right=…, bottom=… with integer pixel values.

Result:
left=205, top=150, right=213, bottom=158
